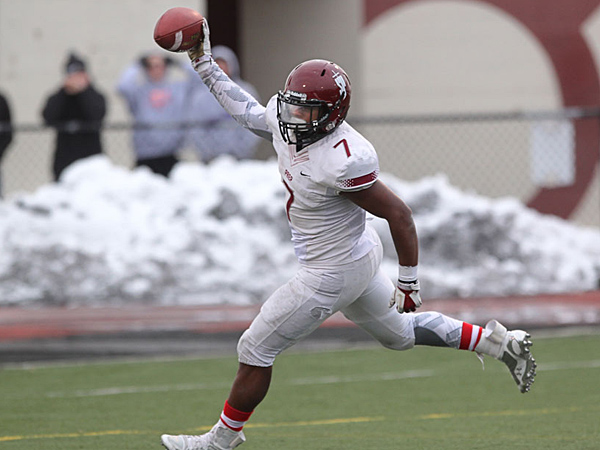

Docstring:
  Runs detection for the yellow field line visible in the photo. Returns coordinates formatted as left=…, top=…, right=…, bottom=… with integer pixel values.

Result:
left=419, top=405, right=583, bottom=420
left=0, top=429, right=148, bottom=442
left=245, top=416, right=385, bottom=429
left=0, top=416, right=385, bottom=443
left=0, top=406, right=593, bottom=443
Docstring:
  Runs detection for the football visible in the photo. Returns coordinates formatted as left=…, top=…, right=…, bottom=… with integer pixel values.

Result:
left=153, top=7, right=204, bottom=52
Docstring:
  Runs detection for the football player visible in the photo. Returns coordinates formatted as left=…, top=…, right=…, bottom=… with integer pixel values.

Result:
left=160, top=19, right=536, bottom=450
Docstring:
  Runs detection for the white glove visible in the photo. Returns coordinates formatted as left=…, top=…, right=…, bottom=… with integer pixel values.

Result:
left=187, top=19, right=212, bottom=69
left=390, top=279, right=422, bottom=314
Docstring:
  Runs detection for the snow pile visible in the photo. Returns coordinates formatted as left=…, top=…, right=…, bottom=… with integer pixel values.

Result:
left=374, top=174, right=600, bottom=298
left=0, top=155, right=598, bottom=306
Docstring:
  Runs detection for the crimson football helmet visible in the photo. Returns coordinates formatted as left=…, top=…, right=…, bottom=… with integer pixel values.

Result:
left=277, top=59, right=351, bottom=149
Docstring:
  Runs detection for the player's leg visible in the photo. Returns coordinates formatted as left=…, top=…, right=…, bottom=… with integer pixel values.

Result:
left=162, top=262, right=375, bottom=450
left=226, top=363, right=272, bottom=413
left=343, top=267, right=536, bottom=393
left=161, top=368, right=259, bottom=450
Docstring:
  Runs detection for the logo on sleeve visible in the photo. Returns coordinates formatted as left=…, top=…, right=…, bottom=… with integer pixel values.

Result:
left=336, top=170, right=379, bottom=190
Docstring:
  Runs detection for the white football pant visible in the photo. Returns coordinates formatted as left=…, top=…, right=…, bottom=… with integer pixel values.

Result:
left=237, top=232, right=425, bottom=367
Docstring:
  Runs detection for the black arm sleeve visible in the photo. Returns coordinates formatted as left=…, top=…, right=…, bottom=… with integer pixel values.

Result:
left=76, top=87, right=107, bottom=121
left=42, top=90, right=68, bottom=126
left=0, top=94, right=13, bottom=160
left=42, top=87, right=107, bottom=127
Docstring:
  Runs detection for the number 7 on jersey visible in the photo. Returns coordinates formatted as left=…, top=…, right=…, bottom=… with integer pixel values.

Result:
left=334, top=139, right=351, bottom=157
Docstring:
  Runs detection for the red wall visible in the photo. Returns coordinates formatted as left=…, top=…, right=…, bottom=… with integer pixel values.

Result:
left=365, top=0, right=600, bottom=219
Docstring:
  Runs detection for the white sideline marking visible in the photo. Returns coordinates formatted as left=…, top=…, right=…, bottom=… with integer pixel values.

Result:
left=289, top=369, right=434, bottom=385
left=39, top=359, right=600, bottom=399
left=45, top=381, right=233, bottom=398
left=538, top=359, right=600, bottom=371
left=45, top=369, right=434, bottom=398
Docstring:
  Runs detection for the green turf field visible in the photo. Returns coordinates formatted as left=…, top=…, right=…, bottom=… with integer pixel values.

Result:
left=1, top=332, right=599, bottom=449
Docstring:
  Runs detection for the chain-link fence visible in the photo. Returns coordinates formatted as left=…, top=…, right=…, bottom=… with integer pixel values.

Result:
left=2, top=108, right=599, bottom=227
left=357, top=107, right=600, bottom=228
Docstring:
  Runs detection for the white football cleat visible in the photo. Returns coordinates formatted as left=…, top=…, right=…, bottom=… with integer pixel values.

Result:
left=161, top=422, right=246, bottom=450
left=480, top=320, right=537, bottom=393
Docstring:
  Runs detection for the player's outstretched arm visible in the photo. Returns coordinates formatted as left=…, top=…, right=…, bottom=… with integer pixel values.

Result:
left=342, top=180, right=422, bottom=313
left=187, top=20, right=272, bottom=141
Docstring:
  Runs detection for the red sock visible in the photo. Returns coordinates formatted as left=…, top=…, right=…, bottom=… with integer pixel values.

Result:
left=220, top=400, right=253, bottom=432
left=459, top=322, right=483, bottom=351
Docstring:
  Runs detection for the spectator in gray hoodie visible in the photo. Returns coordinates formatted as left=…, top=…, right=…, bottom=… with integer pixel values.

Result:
left=186, top=45, right=261, bottom=163
left=117, top=52, right=194, bottom=176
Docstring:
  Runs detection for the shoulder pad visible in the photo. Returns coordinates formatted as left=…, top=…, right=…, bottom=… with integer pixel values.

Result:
left=313, top=125, right=380, bottom=192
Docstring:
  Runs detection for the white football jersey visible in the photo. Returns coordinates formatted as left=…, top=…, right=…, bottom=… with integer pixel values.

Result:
left=194, top=59, right=381, bottom=267
left=264, top=95, right=380, bottom=266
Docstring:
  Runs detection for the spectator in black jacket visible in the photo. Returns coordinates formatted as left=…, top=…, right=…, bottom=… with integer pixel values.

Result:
left=0, top=90, right=13, bottom=197
left=42, top=52, right=107, bottom=180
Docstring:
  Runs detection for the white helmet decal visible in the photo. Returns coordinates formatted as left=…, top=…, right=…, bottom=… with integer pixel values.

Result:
left=332, top=70, right=347, bottom=100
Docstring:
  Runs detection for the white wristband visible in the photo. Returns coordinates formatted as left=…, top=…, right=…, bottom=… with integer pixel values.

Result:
left=398, top=264, right=418, bottom=282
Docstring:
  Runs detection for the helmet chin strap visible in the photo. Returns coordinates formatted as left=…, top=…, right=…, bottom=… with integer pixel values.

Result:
left=294, top=128, right=328, bottom=151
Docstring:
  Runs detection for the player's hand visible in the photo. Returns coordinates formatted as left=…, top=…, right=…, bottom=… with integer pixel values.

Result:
left=390, top=280, right=422, bottom=313
left=187, top=19, right=211, bottom=62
